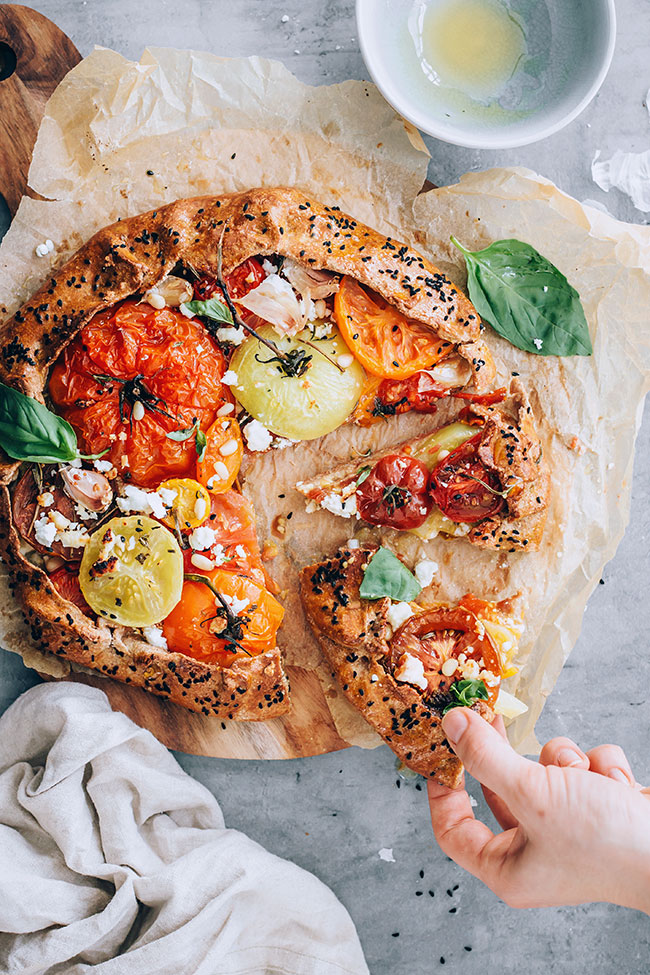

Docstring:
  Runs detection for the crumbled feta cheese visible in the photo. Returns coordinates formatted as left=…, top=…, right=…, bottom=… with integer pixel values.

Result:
left=116, top=484, right=167, bottom=520
left=262, top=259, right=277, bottom=276
left=222, top=370, right=239, bottom=386
left=74, top=502, right=98, bottom=522
left=49, top=510, right=71, bottom=532
left=370, top=674, right=379, bottom=682
left=222, top=593, right=250, bottom=615
left=34, top=515, right=57, bottom=547
left=311, top=320, right=333, bottom=339
left=458, top=658, right=480, bottom=680
left=386, top=601, right=415, bottom=631
left=34, top=239, right=54, bottom=258
left=191, top=553, right=216, bottom=571
left=38, top=492, right=54, bottom=508
left=235, top=544, right=247, bottom=559
left=57, top=529, right=90, bottom=548
left=378, top=848, right=396, bottom=863
left=142, top=625, right=168, bottom=649
left=189, top=525, right=218, bottom=551
left=93, top=459, right=113, bottom=473
left=394, top=652, right=428, bottom=691
left=272, top=437, right=297, bottom=450
left=157, top=487, right=177, bottom=507
left=244, top=419, right=273, bottom=452
left=337, top=353, right=354, bottom=369
left=216, top=326, right=246, bottom=346
left=212, top=543, right=228, bottom=566
left=346, top=538, right=360, bottom=549
left=321, top=492, right=357, bottom=518
left=414, top=558, right=438, bottom=588
left=68, top=457, right=83, bottom=468
left=533, top=338, right=543, bottom=350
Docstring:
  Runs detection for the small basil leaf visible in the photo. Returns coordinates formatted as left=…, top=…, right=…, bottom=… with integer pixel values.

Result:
left=451, top=237, right=592, bottom=357
left=359, top=547, right=422, bottom=601
left=165, top=420, right=198, bottom=442
left=0, top=381, right=79, bottom=463
left=186, top=297, right=234, bottom=325
left=195, top=428, right=207, bottom=462
left=442, top=678, right=489, bottom=715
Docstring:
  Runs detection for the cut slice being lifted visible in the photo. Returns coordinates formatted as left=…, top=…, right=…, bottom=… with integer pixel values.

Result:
left=296, top=382, right=550, bottom=552
left=300, top=545, right=525, bottom=785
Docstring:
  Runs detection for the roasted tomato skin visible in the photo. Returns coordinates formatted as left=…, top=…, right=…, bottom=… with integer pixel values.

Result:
left=48, top=564, right=94, bottom=616
left=429, top=434, right=505, bottom=525
left=193, top=257, right=266, bottom=302
left=378, top=372, right=449, bottom=414
left=334, top=276, right=451, bottom=380
left=49, top=301, right=228, bottom=488
left=390, top=602, right=501, bottom=706
left=356, top=454, right=433, bottom=530
left=162, top=567, right=284, bottom=666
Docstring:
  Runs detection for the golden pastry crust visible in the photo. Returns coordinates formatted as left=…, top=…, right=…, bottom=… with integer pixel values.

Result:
left=300, top=546, right=494, bottom=786
left=0, top=186, right=493, bottom=717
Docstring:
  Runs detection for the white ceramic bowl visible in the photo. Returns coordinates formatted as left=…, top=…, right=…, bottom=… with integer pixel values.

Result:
left=356, top=0, right=617, bottom=149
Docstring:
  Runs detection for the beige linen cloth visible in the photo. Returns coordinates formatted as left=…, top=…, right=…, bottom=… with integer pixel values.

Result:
left=0, top=683, right=369, bottom=975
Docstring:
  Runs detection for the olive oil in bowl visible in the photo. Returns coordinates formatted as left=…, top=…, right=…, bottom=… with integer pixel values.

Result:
left=409, top=0, right=527, bottom=103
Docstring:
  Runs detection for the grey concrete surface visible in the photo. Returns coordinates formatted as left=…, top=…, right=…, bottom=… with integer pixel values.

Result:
left=1, top=1, right=650, bottom=972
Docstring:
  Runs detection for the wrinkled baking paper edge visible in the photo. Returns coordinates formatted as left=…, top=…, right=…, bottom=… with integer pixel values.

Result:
left=1, top=47, right=649, bottom=756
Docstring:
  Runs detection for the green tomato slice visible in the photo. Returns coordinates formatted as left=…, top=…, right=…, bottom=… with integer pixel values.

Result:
left=229, top=325, right=365, bottom=441
left=79, top=516, right=183, bottom=627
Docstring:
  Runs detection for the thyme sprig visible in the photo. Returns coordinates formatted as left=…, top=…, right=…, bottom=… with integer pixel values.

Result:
left=184, top=572, right=252, bottom=655
left=381, top=484, right=411, bottom=515
left=92, top=373, right=176, bottom=426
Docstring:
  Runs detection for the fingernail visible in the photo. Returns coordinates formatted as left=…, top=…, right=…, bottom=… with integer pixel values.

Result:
left=442, top=709, right=470, bottom=745
left=557, top=747, right=586, bottom=768
left=608, top=767, right=634, bottom=786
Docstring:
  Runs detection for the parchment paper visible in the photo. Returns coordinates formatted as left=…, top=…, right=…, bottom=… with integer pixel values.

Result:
left=1, top=47, right=650, bottom=754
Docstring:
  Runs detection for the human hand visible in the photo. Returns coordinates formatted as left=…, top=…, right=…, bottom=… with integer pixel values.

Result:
left=427, top=707, right=650, bottom=912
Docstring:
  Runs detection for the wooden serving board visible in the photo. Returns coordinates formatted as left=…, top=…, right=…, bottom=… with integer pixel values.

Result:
left=0, top=5, right=435, bottom=758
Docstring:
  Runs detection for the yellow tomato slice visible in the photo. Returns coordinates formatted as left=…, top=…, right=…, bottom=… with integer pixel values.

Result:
left=196, top=416, right=243, bottom=494
left=158, top=478, right=211, bottom=530
left=334, top=275, right=451, bottom=380
left=79, top=516, right=183, bottom=626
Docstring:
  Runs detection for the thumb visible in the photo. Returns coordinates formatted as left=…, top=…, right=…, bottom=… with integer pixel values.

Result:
left=442, top=707, right=531, bottom=800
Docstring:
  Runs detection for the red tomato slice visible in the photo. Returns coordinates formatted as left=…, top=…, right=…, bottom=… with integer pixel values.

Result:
left=429, top=435, right=505, bottom=524
left=48, top=565, right=93, bottom=616
left=390, top=603, right=501, bottom=706
left=453, top=387, right=507, bottom=406
left=49, top=301, right=228, bottom=487
left=334, top=276, right=452, bottom=380
left=356, top=454, right=433, bottom=530
left=194, top=257, right=266, bottom=302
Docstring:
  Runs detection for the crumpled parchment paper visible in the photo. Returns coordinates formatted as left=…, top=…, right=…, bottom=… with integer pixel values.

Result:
left=1, top=47, right=650, bottom=755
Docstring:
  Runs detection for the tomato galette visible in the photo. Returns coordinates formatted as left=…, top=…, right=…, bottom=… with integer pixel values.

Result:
left=0, top=187, right=512, bottom=721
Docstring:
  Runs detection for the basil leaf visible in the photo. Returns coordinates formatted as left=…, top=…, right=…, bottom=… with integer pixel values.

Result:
left=195, top=428, right=207, bottom=462
left=359, top=547, right=421, bottom=601
left=451, top=237, right=592, bottom=357
left=186, top=297, right=234, bottom=325
left=0, top=381, right=79, bottom=463
left=165, top=420, right=198, bottom=442
left=442, top=678, right=489, bottom=715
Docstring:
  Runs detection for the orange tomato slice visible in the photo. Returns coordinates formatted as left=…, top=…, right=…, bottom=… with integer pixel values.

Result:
left=197, top=416, right=243, bottom=493
left=162, top=567, right=284, bottom=666
left=334, top=276, right=452, bottom=381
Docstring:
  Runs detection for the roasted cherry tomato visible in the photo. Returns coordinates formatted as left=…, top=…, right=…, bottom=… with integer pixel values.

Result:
left=158, top=478, right=211, bottom=530
left=356, top=454, right=433, bottom=530
left=48, top=564, right=93, bottom=616
left=196, top=416, right=244, bottom=493
left=390, top=601, right=502, bottom=706
left=162, top=567, right=284, bottom=666
left=49, top=301, right=227, bottom=488
left=193, top=257, right=266, bottom=302
left=429, top=434, right=505, bottom=525
left=453, top=387, right=507, bottom=406
left=378, top=372, right=449, bottom=414
left=334, top=276, right=451, bottom=380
